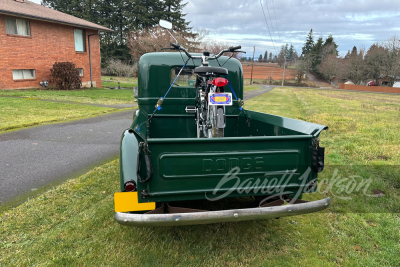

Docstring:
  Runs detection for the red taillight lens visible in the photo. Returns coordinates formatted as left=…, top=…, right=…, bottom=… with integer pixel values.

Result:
left=212, top=78, right=229, bottom=87
left=124, top=181, right=137, bottom=192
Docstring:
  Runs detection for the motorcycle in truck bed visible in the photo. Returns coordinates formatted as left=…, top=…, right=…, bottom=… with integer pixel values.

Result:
left=114, top=41, right=329, bottom=227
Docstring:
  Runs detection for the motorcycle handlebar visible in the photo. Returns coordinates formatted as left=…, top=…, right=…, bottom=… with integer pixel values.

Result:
left=170, top=42, right=180, bottom=49
left=229, top=45, right=241, bottom=51
left=169, top=42, right=242, bottom=59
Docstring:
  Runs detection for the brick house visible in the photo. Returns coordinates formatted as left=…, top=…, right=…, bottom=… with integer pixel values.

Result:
left=0, top=0, right=112, bottom=89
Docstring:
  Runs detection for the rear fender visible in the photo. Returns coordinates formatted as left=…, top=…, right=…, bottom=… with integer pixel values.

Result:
left=120, top=129, right=139, bottom=192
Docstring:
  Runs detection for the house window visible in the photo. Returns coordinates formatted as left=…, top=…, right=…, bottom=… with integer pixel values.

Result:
left=5, top=17, right=30, bottom=36
left=74, top=29, right=86, bottom=52
left=12, top=69, right=36, bottom=80
left=77, top=68, right=84, bottom=76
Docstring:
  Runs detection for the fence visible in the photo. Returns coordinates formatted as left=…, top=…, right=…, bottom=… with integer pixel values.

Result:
left=338, top=83, right=400, bottom=93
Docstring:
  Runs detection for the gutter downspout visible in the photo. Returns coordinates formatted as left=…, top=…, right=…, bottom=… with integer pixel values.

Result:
left=88, top=32, right=99, bottom=88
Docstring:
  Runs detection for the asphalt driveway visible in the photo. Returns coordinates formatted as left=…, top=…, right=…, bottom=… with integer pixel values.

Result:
left=0, top=110, right=134, bottom=206
left=243, top=85, right=275, bottom=100
left=0, top=87, right=274, bottom=208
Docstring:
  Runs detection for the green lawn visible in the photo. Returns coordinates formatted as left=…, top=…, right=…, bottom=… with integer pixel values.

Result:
left=1, top=88, right=399, bottom=266
left=102, top=75, right=138, bottom=82
left=243, top=85, right=261, bottom=91
left=0, top=97, right=116, bottom=132
left=102, top=81, right=137, bottom=88
left=0, top=87, right=135, bottom=105
left=246, top=88, right=400, bottom=165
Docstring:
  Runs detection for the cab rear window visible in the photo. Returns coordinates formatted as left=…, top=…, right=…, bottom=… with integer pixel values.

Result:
left=170, top=67, right=196, bottom=87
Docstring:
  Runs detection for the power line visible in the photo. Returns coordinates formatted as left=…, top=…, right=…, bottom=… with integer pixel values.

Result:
left=259, top=0, right=277, bottom=55
left=263, top=0, right=277, bottom=45
left=270, top=0, right=280, bottom=42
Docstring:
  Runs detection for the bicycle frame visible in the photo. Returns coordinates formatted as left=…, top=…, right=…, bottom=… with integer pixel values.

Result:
left=167, top=44, right=241, bottom=138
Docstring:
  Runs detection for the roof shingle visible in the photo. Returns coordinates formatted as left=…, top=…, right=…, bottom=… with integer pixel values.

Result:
left=0, top=0, right=113, bottom=32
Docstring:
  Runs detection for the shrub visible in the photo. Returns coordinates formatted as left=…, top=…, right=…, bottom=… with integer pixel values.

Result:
left=102, top=59, right=137, bottom=77
left=50, top=62, right=81, bottom=90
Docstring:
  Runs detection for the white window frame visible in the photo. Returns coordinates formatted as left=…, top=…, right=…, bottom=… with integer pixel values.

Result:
left=77, top=68, right=84, bottom=76
left=12, top=69, right=36, bottom=80
left=5, top=17, right=30, bottom=36
left=74, top=29, right=86, bottom=52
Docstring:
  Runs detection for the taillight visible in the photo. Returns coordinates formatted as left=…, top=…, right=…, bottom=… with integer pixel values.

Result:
left=212, top=78, right=228, bottom=87
left=124, top=181, right=137, bottom=192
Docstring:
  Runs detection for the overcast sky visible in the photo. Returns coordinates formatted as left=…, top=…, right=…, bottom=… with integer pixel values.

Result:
left=31, top=0, right=400, bottom=59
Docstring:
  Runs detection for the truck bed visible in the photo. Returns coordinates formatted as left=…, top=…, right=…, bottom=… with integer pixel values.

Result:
left=120, top=110, right=327, bottom=203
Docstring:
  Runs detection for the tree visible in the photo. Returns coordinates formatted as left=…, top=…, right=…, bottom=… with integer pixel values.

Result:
left=42, top=0, right=194, bottom=65
left=162, top=0, right=192, bottom=34
left=264, top=50, right=268, bottom=61
left=350, top=46, right=358, bottom=57
left=269, top=52, right=273, bottom=62
left=365, top=43, right=386, bottom=83
left=319, top=55, right=341, bottom=82
left=127, top=26, right=197, bottom=62
left=295, top=57, right=313, bottom=85
left=310, top=36, right=324, bottom=70
left=322, top=34, right=339, bottom=56
left=199, top=40, right=242, bottom=60
left=301, top=29, right=314, bottom=57
left=288, top=44, right=294, bottom=61
left=277, top=45, right=287, bottom=67
left=381, top=36, right=400, bottom=86
left=258, top=54, right=263, bottom=61
left=345, top=48, right=367, bottom=84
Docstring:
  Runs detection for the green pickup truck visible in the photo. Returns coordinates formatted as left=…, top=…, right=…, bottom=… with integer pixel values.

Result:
left=114, top=47, right=329, bottom=226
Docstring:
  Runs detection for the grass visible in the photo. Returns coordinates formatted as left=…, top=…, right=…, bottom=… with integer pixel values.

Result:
left=243, top=85, right=261, bottom=91
left=1, top=88, right=400, bottom=265
left=102, top=81, right=137, bottom=88
left=102, top=75, right=138, bottom=82
left=244, top=78, right=318, bottom=87
left=246, top=88, right=400, bottom=165
left=0, top=97, right=116, bottom=132
left=0, top=87, right=135, bottom=105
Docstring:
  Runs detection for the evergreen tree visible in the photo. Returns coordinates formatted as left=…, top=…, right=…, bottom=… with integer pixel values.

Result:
left=311, top=37, right=324, bottom=70
left=42, top=0, right=193, bottom=64
left=258, top=54, right=263, bottom=61
left=264, top=50, right=268, bottom=60
left=288, top=44, right=295, bottom=60
left=322, top=34, right=339, bottom=56
left=277, top=45, right=287, bottom=66
left=301, top=29, right=314, bottom=57
left=284, top=43, right=289, bottom=59
left=269, top=52, right=273, bottom=62
left=351, top=46, right=358, bottom=57
left=365, top=43, right=386, bottom=82
left=312, top=37, right=324, bottom=55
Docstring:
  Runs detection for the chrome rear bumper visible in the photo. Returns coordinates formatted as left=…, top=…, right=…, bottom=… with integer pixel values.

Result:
left=114, top=197, right=330, bottom=227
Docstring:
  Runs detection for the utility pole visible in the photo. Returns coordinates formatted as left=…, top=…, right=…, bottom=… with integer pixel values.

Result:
left=282, top=53, right=287, bottom=87
left=250, top=46, right=255, bottom=85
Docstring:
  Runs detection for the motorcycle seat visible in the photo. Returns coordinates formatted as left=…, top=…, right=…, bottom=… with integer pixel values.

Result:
left=194, top=66, right=228, bottom=76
